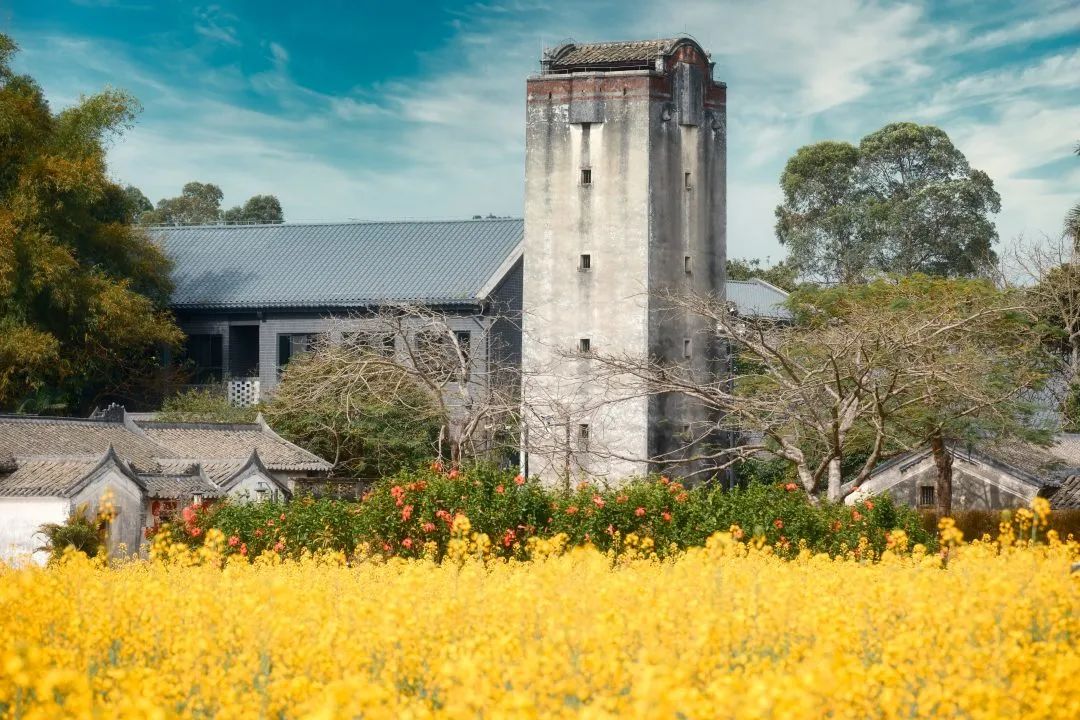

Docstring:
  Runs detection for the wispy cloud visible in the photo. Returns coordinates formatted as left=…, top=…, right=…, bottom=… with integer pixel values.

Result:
left=13, top=0, right=1078, bottom=258
left=193, top=5, right=240, bottom=46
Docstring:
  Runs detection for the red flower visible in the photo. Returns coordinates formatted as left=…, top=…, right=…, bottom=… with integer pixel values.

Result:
left=495, top=485, right=505, bottom=494
left=240, top=543, right=248, bottom=557
left=430, top=461, right=443, bottom=473
left=228, top=535, right=240, bottom=547
left=592, top=495, right=605, bottom=509
left=784, top=482, right=798, bottom=492
left=181, top=506, right=197, bottom=524
left=514, top=474, right=526, bottom=486
left=255, top=528, right=264, bottom=538
left=773, top=519, right=784, bottom=530
left=273, top=541, right=285, bottom=553
left=852, top=510, right=864, bottom=522
left=422, top=522, right=436, bottom=533
left=189, top=527, right=203, bottom=538
left=266, top=519, right=275, bottom=527
left=401, top=504, right=414, bottom=522
left=675, top=492, right=688, bottom=503
left=566, top=505, right=579, bottom=516
left=660, top=476, right=670, bottom=485
left=279, top=513, right=286, bottom=521
left=448, top=469, right=459, bottom=479
left=662, top=511, right=672, bottom=522
left=382, top=542, right=392, bottom=553
left=606, top=524, right=616, bottom=536
left=402, top=538, right=414, bottom=549
left=616, top=494, right=628, bottom=504
left=635, top=507, right=646, bottom=517
left=502, top=529, right=516, bottom=547
left=863, top=500, right=874, bottom=510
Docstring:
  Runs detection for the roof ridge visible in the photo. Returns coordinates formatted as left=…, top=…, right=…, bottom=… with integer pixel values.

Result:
left=138, top=421, right=263, bottom=431
left=0, top=414, right=122, bottom=426
left=148, top=217, right=524, bottom=231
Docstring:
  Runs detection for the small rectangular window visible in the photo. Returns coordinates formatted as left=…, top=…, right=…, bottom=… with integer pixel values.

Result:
left=683, top=338, right=692, bottom=358
left=680, top=424, right=692, bottom=441
left=578, top=423, right=590, bottom=440
left=919, top=486, right=935, bottom=507
left=578, top=338, right=591, bottom=354
left=684, top=255, right=692, bottom=273
left=579, top=254, right=591, bottom=271
left=684, top=171, right=692, bottom=190
left=581, top=168, right=592, bottom=186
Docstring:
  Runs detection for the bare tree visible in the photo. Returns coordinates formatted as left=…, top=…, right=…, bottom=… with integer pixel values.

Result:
left=581, top=277, right=1048, bottom=507
left=269, top=304, right=520, bottom=468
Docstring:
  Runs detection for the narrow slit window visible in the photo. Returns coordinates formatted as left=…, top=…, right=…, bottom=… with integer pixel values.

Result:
left=919, top=486, right=935, bottom=507
left=578, top=338, right=591, bottom=354
left=579, top=253, right=592, bottom=271
left=578, top=424, right=590, bottom=441
left=684, top=255, right=692, bottom=273
left=683, top=338, right=692, bottom=358
left=581, top=168, right=592, bottom=186
left=685, top=171, right=692, bottom=190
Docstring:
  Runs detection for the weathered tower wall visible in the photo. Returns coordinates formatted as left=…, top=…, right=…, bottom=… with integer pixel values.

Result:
left=521, top=40, right=726, bottom=486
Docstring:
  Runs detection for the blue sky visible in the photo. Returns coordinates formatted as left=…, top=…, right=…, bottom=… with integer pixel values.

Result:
left=4, top=0, right=1078, bottom=260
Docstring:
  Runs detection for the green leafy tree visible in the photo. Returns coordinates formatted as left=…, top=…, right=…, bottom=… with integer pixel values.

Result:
left=776, top=123, right=1000, bottom=283
left=121, top=185, right=153, bottom=223
left=262, top=347, right=442, bottom=479
left=223, top=194, right=284, bottom=225
left=726, top=257, right=799, bottom=291
left=0, top=33, right=182, bottom=411
left=141, top=181, right=224, bottom=226
left=157, top=388, right=259, bottom=423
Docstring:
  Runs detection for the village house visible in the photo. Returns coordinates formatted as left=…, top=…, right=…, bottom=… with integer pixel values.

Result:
left=846, top=437, right=1080, bottom=512
left=0, top=405, right=331, bottom=564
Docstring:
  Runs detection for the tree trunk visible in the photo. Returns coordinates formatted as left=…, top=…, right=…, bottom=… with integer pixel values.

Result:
left=826, top=457, right=843, bottom=502
left=930, top=431, right=952, bottom=517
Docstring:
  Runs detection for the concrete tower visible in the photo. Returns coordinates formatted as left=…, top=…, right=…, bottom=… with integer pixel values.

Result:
left=521, top=38, right=727, bottom=485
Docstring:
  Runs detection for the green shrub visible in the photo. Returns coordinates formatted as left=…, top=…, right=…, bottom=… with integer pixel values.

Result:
left=175, top=464, right=935, bottom=561
left=37, top=504, right=105, bottom=562
left=158, top=388, right=260, bottom=423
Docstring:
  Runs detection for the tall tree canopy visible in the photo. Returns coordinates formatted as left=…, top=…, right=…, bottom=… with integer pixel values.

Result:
left=776, top=122, right=1001, bottom=283
left=0, top=33, right=182, bottom=411
left=223, top=194, right=284, bottom=225
left=140, top=182, right=284, bottom=226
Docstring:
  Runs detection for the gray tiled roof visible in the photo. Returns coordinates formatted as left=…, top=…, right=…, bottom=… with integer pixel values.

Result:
left=138, top=472, right=223, bottom=500
left=0, top=416, right=176, bottom=471
left=546, top=38, right=692, bottom=70
left=726, top=279, right=792, bottom=320
left=152, top=219, right=524, bottom=310
left=136, top=421, right=331, bottom=472
left=1050, top=475, right=1080, bottom=509
left=0, top=458, right=100, bottom=497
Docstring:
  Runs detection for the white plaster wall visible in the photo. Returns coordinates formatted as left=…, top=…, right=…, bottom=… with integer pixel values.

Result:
left=522, top=76, right=653, bottom=485
left=71, top=469, right=146, bottom=559
left=0, top=497, right=68, bottom=566
left=227, top=471, right=285, bottom=502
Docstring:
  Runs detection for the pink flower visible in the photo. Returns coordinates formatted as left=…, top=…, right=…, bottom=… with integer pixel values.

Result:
left=273, top=541, right=285, bottom=553
left=188, top=527, right=203, bottom=538
left=181, top=506, right=197, bottom=524
left=514, top=474, right=526, bottom=486
left=240, top=543, right=248, bottom=556
left=255, top=528, right=264, bottom=538
left=863, top=500, right=875, bottom=510
left=773, top=519, right=784, bottom=530
left=228, top=535, right=240, bottom=547
left=662, top=511, right=672, bottom=523
left=592, top=495, right=605, bottom=509
left=448, top=469, right=459, bottom=479
left=495, top=485, right=505, bottom=494
left=422, top=522, right=436, bottom=533
left=402, top=538, right=414, bottom=549
left=784, top=482, right=798, bottom=492
left=635, top=507, right=646, bottom=517
left=279, top=513, right=286, bottom=521
left=430, top=461, right=443, bottom=473
left=401, top=504, right=413, bottom=522
left=616, top=494, right=628, bottom=504
left=502, top=529, right=516, bottom=548
left=565, top=505, right=579, bottom=516
left=266, top=519, right=275, bottom=527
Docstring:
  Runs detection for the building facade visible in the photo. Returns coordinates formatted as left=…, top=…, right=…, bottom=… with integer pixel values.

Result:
left=520, top=38, right=727, bottom=484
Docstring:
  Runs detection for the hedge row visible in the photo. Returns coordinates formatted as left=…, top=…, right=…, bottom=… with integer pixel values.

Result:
left=160, top=464, right=935, bottom=560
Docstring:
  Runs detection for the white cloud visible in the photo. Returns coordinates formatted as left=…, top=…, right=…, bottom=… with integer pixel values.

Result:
left=12, top=0, right=1078, bottom=259
left=193, top=5, right=240, bottom=46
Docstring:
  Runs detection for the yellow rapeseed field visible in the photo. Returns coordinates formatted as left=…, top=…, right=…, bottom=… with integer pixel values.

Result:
left=1, top=527, right=1078, bottom=720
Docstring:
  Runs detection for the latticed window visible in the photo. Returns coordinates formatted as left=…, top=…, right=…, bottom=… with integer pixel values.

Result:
left=919, top=486, right=936, bottom=507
